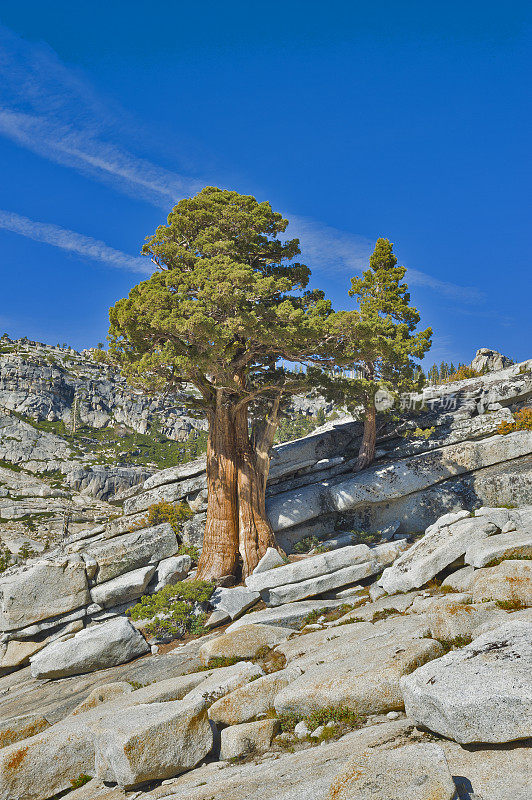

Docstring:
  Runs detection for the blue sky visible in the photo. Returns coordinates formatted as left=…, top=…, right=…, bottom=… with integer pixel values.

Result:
left=0, top=1, right=530, bottom=366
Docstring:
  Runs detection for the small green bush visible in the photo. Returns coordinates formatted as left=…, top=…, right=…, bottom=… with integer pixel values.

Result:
left=139, top=500, right=193, bottom=537
left=126, top=580, right=214, bottom=641
left=0, top=546, right=12, bottom=573
left=70, top=774, right=92, bottom=789
left=293, top=536, right=321, bottom=554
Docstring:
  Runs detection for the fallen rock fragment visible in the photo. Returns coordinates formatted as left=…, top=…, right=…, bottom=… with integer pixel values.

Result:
left=219, top=718, right=279, bottom=761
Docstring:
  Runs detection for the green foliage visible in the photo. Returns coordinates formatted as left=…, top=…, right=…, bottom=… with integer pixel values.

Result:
left=276, top=706, right=363, bottom=733
left=108, top=187, right=333, bottom=418
left=126, top=580, right=215, bottom=640
left=10, top=408, right=209, bottom=470
left=274, top=412, right=322, bottom=444
left=70, top=775, right=92, bottom=789
left=177, top=542, right=201, bottom=564
left=496, top=598, right=527, bottom=611
left=485, top=553, right=532, bottom=567
left=91, top=347, right=112, bottom=364
left=313, top=239, right=432, bottom=467
left=407, top=426, right=436, bottom=440
left=346, top=238, right=432, bottom=403
left=139, top=500, right=193, bottom=536
left=436, top=634, right=473, bottom=653
left=0, top=545, right=12, bottom=573
left=425, top=362, right=485, bottom=384
left=497, top=408, right=532, bottom=435
left=293, top=536, right=321, bottom=553
left=18, top=543, right=36, bottom=560
left=300, top=604, right=356, bottom=628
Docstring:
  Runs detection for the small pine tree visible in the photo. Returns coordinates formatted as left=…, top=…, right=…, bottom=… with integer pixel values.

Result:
left=337, top=238, right=432, bottom=469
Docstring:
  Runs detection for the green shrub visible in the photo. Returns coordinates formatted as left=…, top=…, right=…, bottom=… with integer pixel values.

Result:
left=293, top=536, right=321, bottom=554
left=139, top=500, right=193, bottom=537
left=70, top=775, right=92, bottom=789
left=0, top=546, right=12, bottom=573
left=126, top=580, right=215, bottom=641
left=177, top=542, right=201, bottom=565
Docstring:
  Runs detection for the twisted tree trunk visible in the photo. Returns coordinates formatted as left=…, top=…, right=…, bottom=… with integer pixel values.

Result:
left=235, top=403, right=279, bottom=577
left=356, top=400, right=377, bottom=470
left=196, top=395, right=239, bottom=581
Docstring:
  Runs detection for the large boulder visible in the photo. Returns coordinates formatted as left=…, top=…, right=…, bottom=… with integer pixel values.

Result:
left=0, top=556, right=90, bottom=631
left=245, top=545, right=376, bottom=593
left=0, top=718, right=95, bottom=800
left=471, top=348, right=513, bottom=373
left=263, top=562, right=378, bottom=606
left=378, top=513, right=498, bottom=594
left=199, top=624, right=291, bottom=667
left=87, top=523, right=178, bottom=583
left=208, top=666, right=302, bottom=726
left=400, top=621, right=532, bottom=743
left=226, top=599, right=347, bottom=631
left=327, top=742, right=457, bottom=800
left=274, top=619, right=443, bottom=717
left=30, top=617, right=149, bottom=678
left=245, top=542, right=406, bottom=606
left=470, top=560, right=532, bottom=606
left=92, top=698, right=212, bottom=788
left=465, top=530, right=532, bottom=567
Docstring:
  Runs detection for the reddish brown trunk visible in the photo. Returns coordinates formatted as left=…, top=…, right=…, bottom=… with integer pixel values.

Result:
left=235, top=405, right=278, bottom=578
left=196, top=397, right=240, bottom=581
left=356, top=401, right=377, bottom=470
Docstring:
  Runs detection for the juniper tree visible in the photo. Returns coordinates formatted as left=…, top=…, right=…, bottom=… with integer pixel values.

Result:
left=108, top=187, right=334, bottom=580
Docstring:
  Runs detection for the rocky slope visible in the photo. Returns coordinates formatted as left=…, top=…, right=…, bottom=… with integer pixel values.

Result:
left=111, top=354, right=532, bottom=552
left=0, top=504, right=530, bottom=799
left=0, top=346, right=531, bottom=799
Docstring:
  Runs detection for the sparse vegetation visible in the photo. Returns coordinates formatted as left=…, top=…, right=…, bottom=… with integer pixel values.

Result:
left=497, top=408, right=532, bottom=435
left=496, top=598, right=527, bottom=611
left=406, top=426, right=436, bottom=440
left=139, top=500, right=193, bottom=537
left=70, top=775, right=92, bottom=789
left=435, top=634, right=473, bottom=653
left=275, top=705, right=364, bottom=734
left=293, top=536, right=321, bottom=554
left=300, top=603, right=358, bottom=629
left=485, top=553, right=532, bottom=567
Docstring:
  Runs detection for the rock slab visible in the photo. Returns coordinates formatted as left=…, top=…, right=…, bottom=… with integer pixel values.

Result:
left=400, top=621, right=532, bottom=744
left=30, top=617, right=149, bottom=678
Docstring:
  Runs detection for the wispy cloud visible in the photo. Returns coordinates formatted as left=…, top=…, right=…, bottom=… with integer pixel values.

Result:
left=287, top=215, right=484, bottom=303
left=0, top=26, right=201, bottom=207
left=0, top=210, right=150, bottom=273
left=0, top=24, right=484, bottom=304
